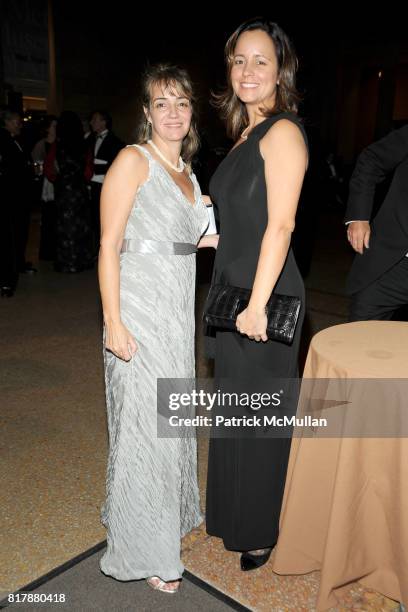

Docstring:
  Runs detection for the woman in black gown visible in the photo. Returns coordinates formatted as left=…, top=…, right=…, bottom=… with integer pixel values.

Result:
left=44, top=111, right=94, bottom=273
left=205, top=18, right=308, bottom=571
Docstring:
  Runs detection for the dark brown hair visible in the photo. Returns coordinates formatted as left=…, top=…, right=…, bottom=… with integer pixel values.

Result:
left=214, top=18, right=301, bottom=140
left=137, top=63, right=199, bottom=163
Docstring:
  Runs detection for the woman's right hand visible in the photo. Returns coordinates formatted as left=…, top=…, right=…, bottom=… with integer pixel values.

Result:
left=347, top=220, right=370, bottom=254
left=104, top=320, right=138, bottom=361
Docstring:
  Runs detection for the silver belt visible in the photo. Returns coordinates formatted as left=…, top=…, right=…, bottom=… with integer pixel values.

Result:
left=121, top=238, right=197, bottom=255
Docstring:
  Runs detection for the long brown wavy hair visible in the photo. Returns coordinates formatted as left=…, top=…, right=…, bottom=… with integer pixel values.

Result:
left=214, top=18, right=301, bottom=141
left=137, top=63, right=200, bottom=163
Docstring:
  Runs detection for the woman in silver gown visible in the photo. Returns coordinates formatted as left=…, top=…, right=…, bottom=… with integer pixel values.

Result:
left=98, top=64, right=217, bottom=594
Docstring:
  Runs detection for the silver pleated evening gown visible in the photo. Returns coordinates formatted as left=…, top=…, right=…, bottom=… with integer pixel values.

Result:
left=100, top=144, right=208, bottom=581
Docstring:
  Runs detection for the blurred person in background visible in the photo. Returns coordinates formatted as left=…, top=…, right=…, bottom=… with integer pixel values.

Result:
left=88, top=110, right=124, bottom=254
left=0, top=107, right=35, bottom=297
left=32, top=115, right=58, bottom=261
left=345, top=125, right=408, bottom=321
left=44, top=111, right=94, bottom=273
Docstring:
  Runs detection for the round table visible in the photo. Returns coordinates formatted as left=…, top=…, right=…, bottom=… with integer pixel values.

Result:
left=272, top=321, right=408, bottom=610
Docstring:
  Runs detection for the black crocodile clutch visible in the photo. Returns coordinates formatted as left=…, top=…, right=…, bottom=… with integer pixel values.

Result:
left=203, top=284, right=301, bottom=345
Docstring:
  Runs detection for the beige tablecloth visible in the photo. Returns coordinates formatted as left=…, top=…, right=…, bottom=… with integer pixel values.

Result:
left=272, top=321, right=408, bottom=610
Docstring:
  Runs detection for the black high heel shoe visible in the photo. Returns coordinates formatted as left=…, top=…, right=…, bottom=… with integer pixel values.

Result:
left=240, top=547, right=273, bottom=571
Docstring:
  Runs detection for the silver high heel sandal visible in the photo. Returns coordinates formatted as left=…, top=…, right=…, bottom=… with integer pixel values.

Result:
left=146, top=576, right=181, bottom=594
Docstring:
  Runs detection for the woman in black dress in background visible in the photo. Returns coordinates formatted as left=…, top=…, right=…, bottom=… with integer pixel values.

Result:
left=206, top=18, right=308, bottom=571
left=44, top=111, right=93, bottom=273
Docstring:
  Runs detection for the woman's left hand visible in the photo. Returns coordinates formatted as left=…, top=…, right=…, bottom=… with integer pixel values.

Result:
left=236, top=307, right=268, bottom=342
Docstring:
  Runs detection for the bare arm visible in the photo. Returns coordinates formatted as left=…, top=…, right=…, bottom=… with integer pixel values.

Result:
left=197, top=234, right=219, bottom=248
left=98, top=146, right=148, bottom=360
left=236, top=119, right=308, bottom=341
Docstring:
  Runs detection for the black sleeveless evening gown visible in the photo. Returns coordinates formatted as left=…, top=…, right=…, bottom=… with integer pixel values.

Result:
left=205, top=113, right=308, bottom=551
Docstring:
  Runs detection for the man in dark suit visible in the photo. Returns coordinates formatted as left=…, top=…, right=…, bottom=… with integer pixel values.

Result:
left=88, top=111, right=124, bottom=251
left=0, top=108, right=34, bottom=296
left=345, top=125, right=408, bottom=320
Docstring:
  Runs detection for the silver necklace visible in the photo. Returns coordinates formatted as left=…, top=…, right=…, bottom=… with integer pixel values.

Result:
left=147, top=139, right=185, bottom=173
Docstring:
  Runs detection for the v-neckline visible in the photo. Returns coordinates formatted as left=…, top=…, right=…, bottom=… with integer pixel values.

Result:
left=142, top=145, right=197, bottom=207
left=226, top=117, right=272, bottom=158
left=158, top=162, right=198, bottom=207
left=227, top=138, right=249, bottom=157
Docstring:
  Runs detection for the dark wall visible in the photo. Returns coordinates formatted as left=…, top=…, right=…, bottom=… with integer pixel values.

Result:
left=50, top=4, right=408, bottom=156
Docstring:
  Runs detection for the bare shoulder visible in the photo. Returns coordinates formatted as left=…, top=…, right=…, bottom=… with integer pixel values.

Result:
left=260, top=118, right=307, bottom=164
left=262, top=118, right=305, bottom=146
left=113, top=145, right=148, bottom=174
left=108, top=146, right=149, bottom=184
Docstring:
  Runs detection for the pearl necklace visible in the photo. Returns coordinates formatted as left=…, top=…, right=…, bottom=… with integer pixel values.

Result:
left=147, top=140, right=185, bottom=173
